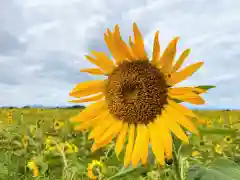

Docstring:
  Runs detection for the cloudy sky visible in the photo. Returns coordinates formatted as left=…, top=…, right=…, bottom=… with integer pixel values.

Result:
left=0, top=0, right=239, bottom=109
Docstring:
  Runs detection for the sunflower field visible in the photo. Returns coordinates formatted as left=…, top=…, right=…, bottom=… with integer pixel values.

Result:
left=1, top=23, right=240, bottom=180
left=0, top=108, right=239, bottom=180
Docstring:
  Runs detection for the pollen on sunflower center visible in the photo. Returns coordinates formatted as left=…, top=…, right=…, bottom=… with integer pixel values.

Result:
left=105, top=60, right=168, bottom=125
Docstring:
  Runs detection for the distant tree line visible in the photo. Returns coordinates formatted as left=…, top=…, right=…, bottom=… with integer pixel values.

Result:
left=0, top=105, right=85, bottom=109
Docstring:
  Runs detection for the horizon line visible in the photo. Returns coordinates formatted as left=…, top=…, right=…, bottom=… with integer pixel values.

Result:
left=0, top=105, right=239, bottom=111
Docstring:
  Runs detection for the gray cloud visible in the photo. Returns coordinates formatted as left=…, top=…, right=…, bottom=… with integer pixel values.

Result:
left=0, top=0, right=239, bottom=108
left=32, top=50, right=89, bottom=83
left=0, top=30, right=27, bottom=55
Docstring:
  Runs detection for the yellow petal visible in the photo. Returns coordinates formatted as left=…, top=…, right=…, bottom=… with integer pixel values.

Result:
left=88, top=115, right=114, bottom=140
left=168, top=87, right=206, bottom=95
left=87, top=51, right=115, bottom=73
left=104, top=29, right=125, bottom=65
left=115, top=123, right=128, bottom=157
left=170, top=91, right=205, bottom=105
left=124, top=124, right=135, bottom=167
left=69, top=93, right=104, bottom=103
left=33, top=168, right=39, bottom=177
left=80, top=68, right=105, bottom=75
left=73, top=118, right=97, bottom=131
left=148, top=122, right=165, bottom=165
left=70, top=100, right=107, bottom=123
left=159, top=37, right=180, bottom=73
left=90, top=143, right=98, bottom=152
left=168, top=99, right=197, bottom=118
left=128, top=36, right=139, bottom=61
left=73, top=110, right=109, bottom=131
left=139, top=125, right=149, bottom=165
left=154, top=118, right=173, bottom=159
left=171, top=49, right=191, bottom=73
left=131, top=124, right=147, bottom=167
left=163, top=129, right=172, bottom=159
left=182, top=97, right=205, bottom=105
left=95, top=119, right=122, bottom=145
left=167, top=62, right=204, bottom=85
left=166, top=106, right=199, bottom=135
left=113, top=25, right=136, bottom=61
left=88, top=169, right=96, bottom=179
left=132, top=23, right=148, bottom=60
left=69, top=80, right=104, bottom=98
left=162, top=110, right=189, bottom=144
left=151, top=31, right=160, bottom=66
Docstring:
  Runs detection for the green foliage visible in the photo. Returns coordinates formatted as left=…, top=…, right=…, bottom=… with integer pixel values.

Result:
left=188, top=158, right=240, bottom=180
left=0, top=108, right=239, bottom=180
left=195, top=85, right=216, bottom=91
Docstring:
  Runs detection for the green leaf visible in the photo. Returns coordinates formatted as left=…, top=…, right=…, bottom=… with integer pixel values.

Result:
left=108, top=166, right=147, bottom=180
left=179, top=144, right=194, bottom=156
left=172, top=99, right=183, bottom=103
left=41, top=163, right=49, bottom=174
left=0, top=163, right=8, bottom=175
left=188, top=158, right=240, bottom=180
left=195, top=85, right=216, bottom=91
left=13, top=149, right=26, bottom=156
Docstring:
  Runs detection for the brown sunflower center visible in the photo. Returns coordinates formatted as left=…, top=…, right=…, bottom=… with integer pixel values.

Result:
left=105, top=60, right=168, bottom=125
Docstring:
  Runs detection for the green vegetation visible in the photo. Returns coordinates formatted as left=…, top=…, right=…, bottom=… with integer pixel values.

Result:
left=0, top=108, right=240, bottom=180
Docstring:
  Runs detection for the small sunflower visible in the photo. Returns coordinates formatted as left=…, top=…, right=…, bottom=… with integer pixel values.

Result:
left=214, top=144, right=223, bottom=154
left=45, top=136, right=57, bottom=151
left=27, top=160, right=39, bottom=177
left=63, top=142, right=79, bottom=154
left=228, top=115, right=234, bottom=128
left=224, top=136, right=233, bottom=144
left=37, top=119, right=45, bottom=126
left=217, top=116, right=224, bottom=124
left=53, top=120, right=65, bottom=130
left=6, top=111, right=13, bottom=124
left=7, top=111, right=12, bottom=118
left=29, top=125, right=37, bottom=136
left=205, top=119, right=212, bottom=127
left=191, top=150, right=201, bottom=157
left=229, top=115, right=233, bottom=124
left=22, top=135, right=29, bottom=149
left=88, top=160, right=104, bottom=180
left=69, top=23, right=207, bottom=167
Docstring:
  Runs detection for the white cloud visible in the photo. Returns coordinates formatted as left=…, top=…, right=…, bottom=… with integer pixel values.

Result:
left=0, top=0, right=239, bottom=108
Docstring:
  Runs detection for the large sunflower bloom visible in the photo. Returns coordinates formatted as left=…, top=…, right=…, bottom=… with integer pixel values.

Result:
left=69, top=23, right=207, bottom=167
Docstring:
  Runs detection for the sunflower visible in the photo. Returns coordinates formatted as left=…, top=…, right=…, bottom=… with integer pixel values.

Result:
left=63, top=142, right=79, bottom=154
left=7, top=111, right=13, bottom=124
left=224, top=136, right=233, bottom=144
left=29, top=125, right=37, bottom=136
left=217, top=116, right=224, bottom=124
left=69, top=23, right=207, bottom=167
left=27, top=160, right=39, bottom=177
left=88, top=160, right=104, bottom=180
left=205, top=119, right=212, bottom=127
left=22, top=135, right=29, bottom=149
left=7, top=111, right=12, bottom=119
left=44, top=136, right=57, bottom=152
left=53, top=120, right=65, bottom=130
left=191, top=150, right=201, bottom=157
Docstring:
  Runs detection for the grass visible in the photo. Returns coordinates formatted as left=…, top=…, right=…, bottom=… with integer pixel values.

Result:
left=0, top=108, right=240, bottom=180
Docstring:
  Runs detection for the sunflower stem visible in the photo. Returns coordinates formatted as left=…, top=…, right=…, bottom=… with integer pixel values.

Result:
left=173, top=143, right=182, bottom=180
